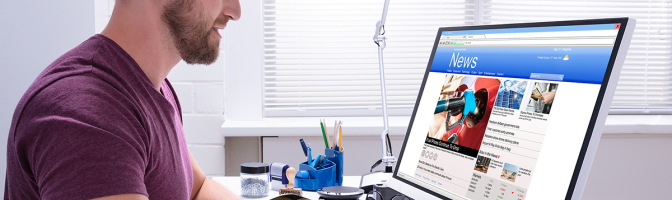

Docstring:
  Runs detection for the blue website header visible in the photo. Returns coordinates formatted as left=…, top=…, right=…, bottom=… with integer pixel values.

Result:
left=429, top=46, right=613, bottom=84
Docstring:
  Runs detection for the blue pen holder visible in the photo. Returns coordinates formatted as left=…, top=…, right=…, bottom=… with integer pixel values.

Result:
left=294, top=148, right=344, bottom=191
left=325, top=148, right=344, bottom=185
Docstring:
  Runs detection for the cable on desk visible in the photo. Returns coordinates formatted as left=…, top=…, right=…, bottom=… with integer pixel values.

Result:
left=370, top=134, right=394, bottom=172
left=365, top=191, right=384, bottom=200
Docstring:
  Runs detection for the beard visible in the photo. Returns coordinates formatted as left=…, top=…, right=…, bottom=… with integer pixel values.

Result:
left=162, top=0, right=226, bottom=65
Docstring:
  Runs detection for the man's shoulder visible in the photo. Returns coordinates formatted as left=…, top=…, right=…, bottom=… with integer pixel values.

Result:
left=35, top=73, right=130, bottom=107
left=23, top=35, right=110, bottom=99
left=35, top=34, right=133, bottom=86
left=9, top=35, right=143, bottom=136
left=43, top=35, right=105, bottom=74
left=19, top=73, right=138, bottom=129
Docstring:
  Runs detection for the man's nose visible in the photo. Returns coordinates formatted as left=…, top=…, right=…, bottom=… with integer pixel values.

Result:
left=223, top=0, right=241, bottom=21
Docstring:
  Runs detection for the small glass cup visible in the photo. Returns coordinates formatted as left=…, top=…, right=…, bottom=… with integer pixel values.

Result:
left=240, top=162, right=270, bottom=198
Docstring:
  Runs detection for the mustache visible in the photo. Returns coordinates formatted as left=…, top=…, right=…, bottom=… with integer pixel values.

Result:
left=213, top=16, right=229, bottom=28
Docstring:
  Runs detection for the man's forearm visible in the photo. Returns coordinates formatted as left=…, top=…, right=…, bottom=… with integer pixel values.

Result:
left=194, top=178, right=242, bottom=200
left=189, top=152, right=206, bottom=200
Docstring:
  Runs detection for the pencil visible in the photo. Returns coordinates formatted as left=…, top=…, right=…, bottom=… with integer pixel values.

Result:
left=323, top=119, right=331, bottom=148
left=319, top=120, right=329, bottom=148
left=339, top=125, right=343, bottom=152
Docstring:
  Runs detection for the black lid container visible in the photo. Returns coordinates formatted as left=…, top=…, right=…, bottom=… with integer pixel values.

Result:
left=240, top=162, right=269, bottom=174
left=240, top=162, right=271, bottom=197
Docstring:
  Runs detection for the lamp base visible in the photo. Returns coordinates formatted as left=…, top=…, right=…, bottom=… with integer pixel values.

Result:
left=359, top=171, right=392, bottom=193
left=368, top=184, right=412, bottom=200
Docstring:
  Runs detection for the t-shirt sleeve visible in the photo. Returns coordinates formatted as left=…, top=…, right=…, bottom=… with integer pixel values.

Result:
left=13, top=76, right=149, bottom=200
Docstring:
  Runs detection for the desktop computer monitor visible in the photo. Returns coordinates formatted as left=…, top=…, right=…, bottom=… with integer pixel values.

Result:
left=388, top=18, right=635, bottom=200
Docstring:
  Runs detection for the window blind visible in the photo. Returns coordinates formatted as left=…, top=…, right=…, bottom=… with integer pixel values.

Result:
left=263, top=0, right=672, bottom=117
left=480, top=0, right=672, bottom=114
left=262, top=0, right=475, bottom=117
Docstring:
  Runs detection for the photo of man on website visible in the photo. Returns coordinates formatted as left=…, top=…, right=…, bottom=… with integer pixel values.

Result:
left=522, top=82, right=559, bottom=114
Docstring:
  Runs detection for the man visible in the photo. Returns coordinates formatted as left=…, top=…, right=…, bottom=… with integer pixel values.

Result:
left=5, top=0, right=241, bottom=199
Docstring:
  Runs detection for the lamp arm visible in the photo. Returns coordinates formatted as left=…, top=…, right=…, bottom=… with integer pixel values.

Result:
left=374, top=0, right=396, bottom=172
left=373, top=0, right=391, bottom=48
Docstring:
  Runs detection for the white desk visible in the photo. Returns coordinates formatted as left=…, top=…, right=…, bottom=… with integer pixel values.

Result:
left=213, top=176, right=367, bottom=200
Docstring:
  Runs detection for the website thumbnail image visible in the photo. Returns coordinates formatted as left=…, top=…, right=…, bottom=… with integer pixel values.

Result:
left=414, top=74, right=561, bottom=200
left=499, top=80, right=559, bottom=115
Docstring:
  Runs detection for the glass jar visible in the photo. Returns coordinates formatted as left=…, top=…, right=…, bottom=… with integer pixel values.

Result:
left=240, top=162, right=270, bottom=198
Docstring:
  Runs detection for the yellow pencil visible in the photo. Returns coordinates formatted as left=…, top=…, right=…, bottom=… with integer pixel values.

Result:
left=339, top=125, right=343, bottom=152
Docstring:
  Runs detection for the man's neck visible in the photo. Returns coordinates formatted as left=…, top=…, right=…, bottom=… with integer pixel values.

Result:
left=100, top=1, right=181, bottom=91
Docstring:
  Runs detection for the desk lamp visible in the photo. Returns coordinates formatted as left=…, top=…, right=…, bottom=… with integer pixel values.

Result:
left=360, top=0, right=397, bottom=188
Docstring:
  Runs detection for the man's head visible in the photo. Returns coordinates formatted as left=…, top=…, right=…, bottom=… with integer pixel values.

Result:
left=161, top=0, right=241, bottom=65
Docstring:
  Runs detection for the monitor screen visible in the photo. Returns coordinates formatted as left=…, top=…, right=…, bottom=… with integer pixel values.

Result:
left=394, top=20, right=627, bottom=200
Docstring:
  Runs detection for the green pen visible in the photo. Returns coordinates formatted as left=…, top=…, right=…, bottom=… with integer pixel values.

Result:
left=319, top=120, right=329, bottom=148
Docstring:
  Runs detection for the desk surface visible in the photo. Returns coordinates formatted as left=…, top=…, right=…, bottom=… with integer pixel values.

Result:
left=213, top=176, right=367, bottom=200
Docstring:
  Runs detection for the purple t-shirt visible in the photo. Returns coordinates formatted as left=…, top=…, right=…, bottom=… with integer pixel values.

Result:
left=5, top=34, right=193, bottom=199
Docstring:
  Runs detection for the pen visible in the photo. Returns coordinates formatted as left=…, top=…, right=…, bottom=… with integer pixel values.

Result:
left=300, top=139, right=308, bottom=159
left=307, top=147, right=313, bottom=164
left=319, top=120, right=329, bottom=148
left=311, top=154, right=322, bottom=168
left=333, top=121, right=338, bottom=150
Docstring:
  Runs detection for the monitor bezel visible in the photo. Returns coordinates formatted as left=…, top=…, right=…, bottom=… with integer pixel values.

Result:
left=391, top=17, right=632, bottom=200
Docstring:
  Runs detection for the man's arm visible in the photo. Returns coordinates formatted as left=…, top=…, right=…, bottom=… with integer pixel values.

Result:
left=541, top=91, right=557, bottom=104
left=195, top=178, right=243, bottom=199
left=190, top=151, right=206, bottom=199
left=190, top=151, right=242, bottom=200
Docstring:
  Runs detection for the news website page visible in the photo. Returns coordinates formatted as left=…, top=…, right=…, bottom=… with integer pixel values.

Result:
left=397, top=24, right=621, bottom=200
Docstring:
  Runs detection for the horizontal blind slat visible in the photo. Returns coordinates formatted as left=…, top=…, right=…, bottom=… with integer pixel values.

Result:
left=264, top=0, right=672, bottom=115
left=483, top=0, right=672, bottom=112
left=263, top=0, right=470, bottom=116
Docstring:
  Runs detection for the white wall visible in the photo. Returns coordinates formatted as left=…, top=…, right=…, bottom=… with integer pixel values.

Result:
left=0, top=0, right=95, bottom=195
left=168, top=52, right=227, bottom=177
